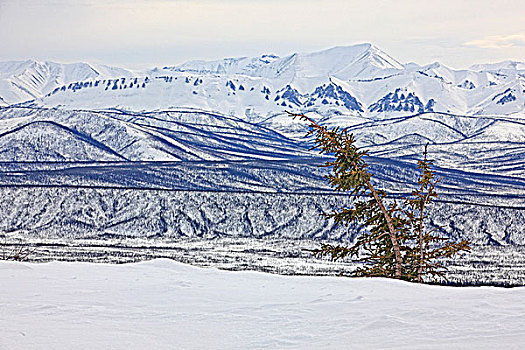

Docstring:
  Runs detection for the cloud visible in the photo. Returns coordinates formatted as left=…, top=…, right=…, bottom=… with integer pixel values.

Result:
left=465, top=33, right=525, bottom=49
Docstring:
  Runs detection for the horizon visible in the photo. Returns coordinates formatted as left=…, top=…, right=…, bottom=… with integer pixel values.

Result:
left=1, top=42, right=524, bottom=72
left=1, top=0, right=524, bottom=70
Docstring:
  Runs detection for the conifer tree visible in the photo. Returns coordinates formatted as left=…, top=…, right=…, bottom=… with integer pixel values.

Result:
left=402, top=144, right=470, bottom=282
left=289, top=112, right=470, bottom=282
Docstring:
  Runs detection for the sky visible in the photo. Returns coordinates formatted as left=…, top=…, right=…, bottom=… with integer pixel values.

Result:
left=0, top=0, right=524, bottom=70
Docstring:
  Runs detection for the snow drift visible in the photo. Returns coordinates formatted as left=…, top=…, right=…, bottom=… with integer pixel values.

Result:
left=1, top=259, right=524, bottom=350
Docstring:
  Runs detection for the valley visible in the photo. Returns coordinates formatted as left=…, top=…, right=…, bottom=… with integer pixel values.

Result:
left=0, top=44, right=524, bottom=284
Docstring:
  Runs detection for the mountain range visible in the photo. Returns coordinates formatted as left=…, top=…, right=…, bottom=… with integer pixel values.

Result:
left=0, top=43, right=524, bottom=248
left=1, top=44, right=523, bottom=120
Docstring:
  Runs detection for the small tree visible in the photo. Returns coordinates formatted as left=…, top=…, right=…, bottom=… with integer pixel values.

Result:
left=289, top=112, right=470, bottom=282
left=1, top=236, right=33, bottom=261
left=402, top=145, right=470, bottom=282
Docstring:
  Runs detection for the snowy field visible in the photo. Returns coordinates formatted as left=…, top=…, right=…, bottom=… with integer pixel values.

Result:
left=1, top=259, right=525, bottom=350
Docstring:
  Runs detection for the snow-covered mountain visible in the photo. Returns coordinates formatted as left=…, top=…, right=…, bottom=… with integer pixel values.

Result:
left=1, top=44, right=525, bottom=250
left=0, top=60, right=133, bottom=105
left=1, top=44, right=523, bottom=119
left=172, top=44, right=404, bottom=81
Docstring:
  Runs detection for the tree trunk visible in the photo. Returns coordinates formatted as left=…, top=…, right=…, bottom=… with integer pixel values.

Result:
left=365, top=181, right=402, bottom=279
left=290, top=112, right=403, bottom=279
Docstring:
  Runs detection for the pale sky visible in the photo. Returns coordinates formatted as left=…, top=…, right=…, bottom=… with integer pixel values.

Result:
left=0, top=0, right=524, bottom=69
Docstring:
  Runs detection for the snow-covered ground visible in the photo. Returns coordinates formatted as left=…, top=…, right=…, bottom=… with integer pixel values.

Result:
left=1, top=259, right=524, bottom=349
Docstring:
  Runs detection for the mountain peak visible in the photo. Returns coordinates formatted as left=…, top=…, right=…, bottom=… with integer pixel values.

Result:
left=470, top=60, right=525, bottom=72
left=293, top=43, right=403, bottom=80
left=170, top=43, right=404, bottom=81
left=0, top=60, right=133, bottom=104
left=2, top=46, right=523, bottom=118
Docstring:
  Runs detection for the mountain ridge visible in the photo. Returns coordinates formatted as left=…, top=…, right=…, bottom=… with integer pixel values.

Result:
left=0, top=43, right=523, bottom=122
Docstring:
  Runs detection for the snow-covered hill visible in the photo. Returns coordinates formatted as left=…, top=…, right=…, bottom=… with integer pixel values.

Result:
left=1, top=106, right=524, bottom=206
left=0, top=107, right=311, bottom=162
left=1, top=106, right=524, bottom=246
left=2, top=44, right=522, bottom=119
left=2, top=107, right=524, bottom=177
left=0, top=45, right=524, bottom=260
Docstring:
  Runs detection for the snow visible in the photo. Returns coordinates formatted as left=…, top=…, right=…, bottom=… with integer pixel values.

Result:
left=2, top=44, right=523, bottom=118
left=0, top=108, right=313, bottom=162
left=0, top=107, right=524, bottom=247
left=1, top=259, right=524, bottom=349
left=0, top=60, right=134, bottom=104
